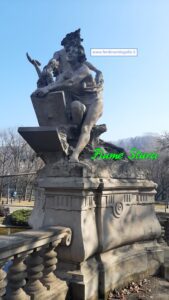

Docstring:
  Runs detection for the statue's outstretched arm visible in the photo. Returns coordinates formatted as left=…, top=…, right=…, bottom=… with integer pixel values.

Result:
left=47, top=65, right=90, bottom=91
left=34, top=65, right=90, bottom=97
left=85, top=61, right=100, bottom=73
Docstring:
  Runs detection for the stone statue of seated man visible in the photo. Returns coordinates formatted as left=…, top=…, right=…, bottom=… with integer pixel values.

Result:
left=34, top=44, right=103, bottom=162
left=27, top=29, right=103, bottom=89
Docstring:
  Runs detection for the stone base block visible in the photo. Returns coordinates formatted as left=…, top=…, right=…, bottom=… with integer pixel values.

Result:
left=56, top=257, right=99, bottom=300
left=99, top=241, right=164, bottom=299
left=56, top=242, right=164, bottom=300
left=41, top=277, right=69, bottom=300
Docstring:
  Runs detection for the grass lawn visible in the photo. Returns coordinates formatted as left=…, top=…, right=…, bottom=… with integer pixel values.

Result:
left=0, top=197, right=34, bottom=206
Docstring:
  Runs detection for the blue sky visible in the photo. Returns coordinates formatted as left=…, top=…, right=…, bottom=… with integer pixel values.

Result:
left=0, top=0, right=169, bottom=141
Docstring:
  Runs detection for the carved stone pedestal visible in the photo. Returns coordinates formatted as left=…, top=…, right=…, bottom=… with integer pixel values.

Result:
left=29, top=162, right=163, bottom=300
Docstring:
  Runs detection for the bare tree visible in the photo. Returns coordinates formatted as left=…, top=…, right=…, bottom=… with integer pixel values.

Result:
left=135, top=133, right=169, bottom=201
left=0, top=130, right=13, bottom=199
left=0, top=128, right=43, bottom=201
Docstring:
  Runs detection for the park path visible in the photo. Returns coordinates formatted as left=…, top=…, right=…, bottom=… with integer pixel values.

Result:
left=1, top=200, right=34, bottom=213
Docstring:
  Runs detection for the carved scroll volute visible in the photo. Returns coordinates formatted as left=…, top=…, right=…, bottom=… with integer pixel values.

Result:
left=25, top=249, right=47, bottom=299
left=112, top=201, right=123, bottom=218
left=5, top=255, right=30, bottom=300
left=0, top=261, right=7, bottom=300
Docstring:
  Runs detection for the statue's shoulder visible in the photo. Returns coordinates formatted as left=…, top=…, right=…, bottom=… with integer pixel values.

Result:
left=53, top=48, right=65, bottom=60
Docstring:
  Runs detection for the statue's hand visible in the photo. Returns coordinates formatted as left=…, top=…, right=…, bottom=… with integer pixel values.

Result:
left=33, top=86, right=49, bottom=97
left=95, top=71, right=104, bottom=85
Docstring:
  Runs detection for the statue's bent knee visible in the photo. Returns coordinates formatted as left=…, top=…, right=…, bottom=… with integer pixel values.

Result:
left=71, top=101, right=86, bottom=125
left=71, top=101, right=86, bottom=112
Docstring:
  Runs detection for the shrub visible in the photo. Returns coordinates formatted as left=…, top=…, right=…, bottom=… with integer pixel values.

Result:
left=0, top=205, right=10, bottom=217
left=10, top=209, right=32, bottom=226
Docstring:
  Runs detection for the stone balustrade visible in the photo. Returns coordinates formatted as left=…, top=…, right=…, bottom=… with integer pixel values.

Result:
left=157, top=214, right=169, bottom=245
left=0, top=226, right=72, bottom=300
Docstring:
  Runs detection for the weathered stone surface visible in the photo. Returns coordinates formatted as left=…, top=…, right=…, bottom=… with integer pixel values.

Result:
left=99, top=242, right=164, bottom=298
left=6, top=255, right=29, bottom=300
left=55, top=242, right=163, bottom=300
left=164, top=262, right=169, bottom=281
left=29, top=173, right=161, bottom=264
left=29, top=188, right=45, bottom=229
left=31, top=91, right=68, bottom=126
left=18, top=127, right=69, bottom=155
left=56, top=257, right=99, bottom=300
left=25, top=250, right=47, bottom=299
left=0, top=266, right=7, bottom=298
left=0, top=226, right=71, bottom=260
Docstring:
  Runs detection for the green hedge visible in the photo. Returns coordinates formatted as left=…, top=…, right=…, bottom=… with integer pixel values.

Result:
left=10, top=209, right=32, bottom=226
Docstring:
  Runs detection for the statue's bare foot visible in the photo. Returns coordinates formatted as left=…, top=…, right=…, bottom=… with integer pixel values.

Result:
left=69, top=154, right=79, bottom=163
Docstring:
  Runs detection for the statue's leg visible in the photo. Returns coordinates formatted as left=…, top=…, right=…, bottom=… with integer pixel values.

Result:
left=71, top=101, right=86, bottom=125
left=69, top=101, right=103, bottom=162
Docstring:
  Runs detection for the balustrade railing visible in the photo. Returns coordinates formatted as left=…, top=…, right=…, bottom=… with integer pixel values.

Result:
left=0, top=226, right=72, bottom=299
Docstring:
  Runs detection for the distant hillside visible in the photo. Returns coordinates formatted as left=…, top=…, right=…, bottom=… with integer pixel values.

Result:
left=114, top=134, right=160, bottom=152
